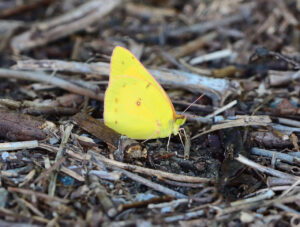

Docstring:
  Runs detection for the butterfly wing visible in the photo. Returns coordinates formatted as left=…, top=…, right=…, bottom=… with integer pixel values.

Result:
left=104, top=75, right=174, bottom=139
left=110, top=46, right=177, bottom=115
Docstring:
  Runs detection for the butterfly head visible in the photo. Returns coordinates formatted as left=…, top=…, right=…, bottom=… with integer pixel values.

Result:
left=172, top=115, right=186, bottom=135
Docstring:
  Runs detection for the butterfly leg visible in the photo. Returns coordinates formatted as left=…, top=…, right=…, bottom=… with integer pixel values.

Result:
left=178, top=128, right=187, bottom=147
left=166, top=134, right=171, bottom=152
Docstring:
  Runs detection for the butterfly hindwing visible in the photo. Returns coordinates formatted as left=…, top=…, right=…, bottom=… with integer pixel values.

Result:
left=104, top=75, right=174, bottom=139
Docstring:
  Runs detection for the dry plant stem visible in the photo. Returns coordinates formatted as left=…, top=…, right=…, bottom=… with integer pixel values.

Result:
left=7, top=187, right=69, bottom=203
left=60, top=166, right=85, bottom=182
left=267, top=177, right=296, bottom=186
left=190, top=49, right=233, bottom=65
left=114, top=167, right=187, bottom=199
left=169, top=32, right=217, bottom=58
left=184, top=130, right=191, bottom=160
left=230, top=189, right=275, bottom=206
left=15, top=197, right=44, bottom=217
left=0, top=69, right=103, bottom=101
left=279, top=179, right=300, bottom=198
left=14, top=60, right=238, bottom=105
left=148, top=198, right=188, bottom=209
left=11, top=0, right=121, bottom=52
left=48, top=124, right=73, bottom=196
left=0, top=0, right=54, bottom=18
left=167, top=11, right=249, bottom=37
left=89, top=170, right=121, bottom=181
left=164, top=209, right=204, bottom=223
left=270, top=123, right=300, bottom=134
left=89, top=175, right=118, bottom=218
left=251, top=147, right=300, bottom=165
left=34, top=157, right=66, bottom=183
left=125, top=3, right=176, bottom=18
left=268, top=70, right=300, bottom=86
left=89, top=150, right=213, bottom=183
left=277, top=117, right=300, bottom=128
left=0, top=207, right=49, bottom=224
left=0, top=140, right=38, bottom=151
left=218, top=192, right=300, bottom=217
left=192, top=115, right=271, bottom=139
left=236, top=155, right=300, bottom=182
left=204, top=100, right=237, bottom=119
left=161, top=179, right=204, bottom=188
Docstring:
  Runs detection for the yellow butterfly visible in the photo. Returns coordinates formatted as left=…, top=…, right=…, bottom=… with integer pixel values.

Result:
left=104, top=46, right=186, bottom=140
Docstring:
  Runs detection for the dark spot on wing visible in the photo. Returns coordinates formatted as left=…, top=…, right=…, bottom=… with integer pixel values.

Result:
left=146, top=83, right=151, bottom=88
left=114, top=108, right=118, bottom=113
left=136, top=97, right=142, bottom=106
left=121, top=61, right=124, bottom=65
left=156, top=120, right=162, bottom=127
left=115, top=120, right=118, bottom=124
left=115, top=98, right=118, bottom=103
left=131, top=56, right=134, bottom=60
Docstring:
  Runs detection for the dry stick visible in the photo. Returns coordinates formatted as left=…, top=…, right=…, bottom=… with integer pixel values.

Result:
left=235, top=155, right=300, bottom=182
left=15, top=197, right=44, bottom=217
left=88, top=150, right=213, bottom=183
left=48, top=124, right=73, bottom=196
left=11, top=0, right=121, bottom=52
left=114, top=167, right=187, bottom=199
left=0, top=0, right=54, bottom=18
left=251, top=147, right=300, bottom=165
left=14, top=59, right=238, bottom=105
left=7, top=187, right=69, bottom=203
left=34, top=157, right=66, bottom=183
left=277, top=117, right=300, bottom=128
left=0, top=140, right=38, bottom=151
left=204, top=100, right=237, bottom=119
left=167, top=11, right=249, bottom=37
left=230, top=189, right=275, bottom=206
left=89, top=175, right=118, bottom=218
left=164, top=209, right=204, bottom=223
left=192, top=115, right=271, bottom=140
left=0, top=69, right=103, bottom=101
left=217, top=191, right=300, bottom=217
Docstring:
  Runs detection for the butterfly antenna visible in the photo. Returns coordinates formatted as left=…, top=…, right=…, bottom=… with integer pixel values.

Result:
left=181, top=94, right=206, bottom=114
left=142, top=130, right=159, bottom=144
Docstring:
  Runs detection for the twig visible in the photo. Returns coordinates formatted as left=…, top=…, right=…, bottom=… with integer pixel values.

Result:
left=0, top=140, right=38, bottom=151
left=7, top=187, right=69, bottom=203
left=192, top=115, right=271, bottom=139
left=251, top=147, right=300, bottom=166
left=205, top=100, right=237, bottom=119
left=89, top=175, right=118, bottom=217
left=277, top=117, right=300, bottom=128
left=48, top=124, right=73, bottom=196
left=115, top=167, right=187, bottom=199
left=167, top=12, right=249, bottom=37
left=13, top=59, right=239, bottom=105
left=230, top=189, right=275, bottom=206
left=190, top=49, right=233, bottom=65
left=11, top=0, right=121, bottom=52
left=235, top=154, right=300, bottom=182
left=164, top=209, right=204, bottom=223
left=88, top=149, right=213, bottom=183
left=0, top=69, right=103, bottom=101
left=34, top=157, right=66, bottom=183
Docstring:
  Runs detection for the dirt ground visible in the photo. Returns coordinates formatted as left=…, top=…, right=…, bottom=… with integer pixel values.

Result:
left=0, top=0, right=300, bottom=226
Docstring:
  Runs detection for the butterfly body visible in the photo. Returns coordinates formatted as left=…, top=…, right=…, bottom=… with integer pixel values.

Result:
left=104, top=46, right=185, bottom=140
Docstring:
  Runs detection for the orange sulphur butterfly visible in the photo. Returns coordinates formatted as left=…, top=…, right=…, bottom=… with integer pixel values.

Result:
left=104, top=46, right=186, bottom=140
